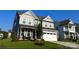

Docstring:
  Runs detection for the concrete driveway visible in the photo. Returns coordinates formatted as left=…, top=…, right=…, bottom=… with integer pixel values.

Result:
left=52, top=41, right=79, bottom=49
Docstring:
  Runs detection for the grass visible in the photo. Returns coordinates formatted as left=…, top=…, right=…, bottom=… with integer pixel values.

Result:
left=0, top=38, right=71, bottom=49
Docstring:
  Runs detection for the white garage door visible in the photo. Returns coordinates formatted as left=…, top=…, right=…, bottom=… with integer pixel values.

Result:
left=43, top=32, right=57, bottom=41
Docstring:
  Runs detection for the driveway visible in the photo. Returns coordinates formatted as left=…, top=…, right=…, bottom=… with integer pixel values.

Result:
left=52, top=41, right=79, bottom=49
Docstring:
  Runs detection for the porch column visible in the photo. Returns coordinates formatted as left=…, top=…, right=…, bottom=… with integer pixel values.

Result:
left=64, top=33, right=66, bottom=39
left=75, top=33, right=77, bottom=39
left=17, top=28, right=20, bottom=39
left=68, top=33, right=70, bottom=39
left=29, top=30, right=31, bottom=39
left=25, top=30, right=28, bottom=38
left=30, top=30, right=33, bottom=40
left=30, top=30, right=32, bottom=39
left=68, top=24, right=70, bottom=39
left=72, top=34, right=74, bottom=39
left=27, top=29, right=29, bottom=37
left=35, top=30, right=37, bottom=39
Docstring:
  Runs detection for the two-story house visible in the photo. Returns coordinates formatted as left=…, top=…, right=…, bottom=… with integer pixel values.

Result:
left=58, top=19, right=77, bottom=40
left=75, top=23, right=79, bottom=39
left=12, top=10, right=58, bottom=41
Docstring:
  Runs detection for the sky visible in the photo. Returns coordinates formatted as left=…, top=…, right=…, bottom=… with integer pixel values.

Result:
left=0, top=10, right=79, bottom=31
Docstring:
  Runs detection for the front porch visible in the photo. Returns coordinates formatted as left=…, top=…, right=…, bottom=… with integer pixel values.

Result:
left=64, top=32, right=77, bottom=40
left=18, top=28, right=37, bottom=40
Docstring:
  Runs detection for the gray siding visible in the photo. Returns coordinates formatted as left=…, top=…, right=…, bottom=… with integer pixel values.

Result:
left=12, top=12, right=19, bottom=38
left=58, top=26, right=64, bottom=40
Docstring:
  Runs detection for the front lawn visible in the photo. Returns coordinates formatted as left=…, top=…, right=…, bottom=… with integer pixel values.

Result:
left=0, top=38, right=71, bottom=49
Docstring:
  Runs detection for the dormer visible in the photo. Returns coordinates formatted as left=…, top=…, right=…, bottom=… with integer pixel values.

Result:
left=43, top=16, right=53, bottom=22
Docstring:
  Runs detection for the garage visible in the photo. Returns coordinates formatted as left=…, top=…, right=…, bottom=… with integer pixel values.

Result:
left=43, top=31, right=58, bottom=41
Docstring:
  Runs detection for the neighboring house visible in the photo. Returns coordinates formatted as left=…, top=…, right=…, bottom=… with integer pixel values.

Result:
left=12, top=10, right=58, bottom=41
left=57, top=19, right=77, bottom=40
left=8, top=31, right=11, bottom=38
left=0, top=28, right=3, bottom=39
left=75, top=23, right=79, bottom=39
left=0, top=33, right=3, bottom=39
left=0, top=31, right=8, bottom=39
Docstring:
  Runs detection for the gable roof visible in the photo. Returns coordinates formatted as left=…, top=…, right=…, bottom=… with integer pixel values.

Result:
left=16, top=10, right=53, bottom=22
left=17, top=10, right=39, bottom=19
left=59, top=19, right=70, bottom=26
left=75, top=23, right=79, bottom=27
left=43, top=16, right=53, bottom=22
left=16, top=10, right=46, bottom=20
left=37, top=15, right=46, bottom=20
left=75, top=23, right=79, bottom=32
left=25, top=10, right=39, bottom=19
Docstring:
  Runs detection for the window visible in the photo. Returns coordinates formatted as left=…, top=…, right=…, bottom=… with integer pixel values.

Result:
left=23, top=19, right=26, bottom=24
left=29, top=22, right=31, bottom=24
left=54, top=33, right=56, bottom=35
left=69, top=25, right=72, bottom=28
left=47, top=33, right=49, bottom=34
left=45, top=24, right=47, bottom=27
left=43, top=32, right=46, bottom=34
left=50, top=33, right=53, bottom=35
left=47, top=18, right=50, bottom=19
left=50, top=25, right=52, bottom=27
left=23, top=21, right=26, bottom=24
left=65, top=26, right=68, bottom=28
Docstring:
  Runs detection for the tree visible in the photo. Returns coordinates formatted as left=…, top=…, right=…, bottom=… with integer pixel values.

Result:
left=11, top=32, right=16, bottom=41
left=3, top=32, right=8, bottom=39
left=35, top=20, right=44, bottom=45
left=36, top=18, right=43, bottom=39
left=36, top=23, right=43, bottom=39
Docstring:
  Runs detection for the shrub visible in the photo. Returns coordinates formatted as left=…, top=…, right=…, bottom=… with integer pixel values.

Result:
left=76, top=40, right=79, bottom=44
left=34, top=39, right=44, bottom=46
left=11, top=32, right=16, bottom=42
left=72, top=39, right=77, bottom=42
left=2, top=32, right=8, bottom=39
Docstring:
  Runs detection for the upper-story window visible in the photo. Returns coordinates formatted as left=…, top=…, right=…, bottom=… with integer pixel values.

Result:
left=69, top=25, right=72, bottom=28
left=54, top=33, right=56, bottom=35
left=65, top=26, right=68, bottom=29
left=45, top=24, right=47, bottom=27
left=23, top=20, right=26, bottom=24
left=47, top=33, right=49, bottom=34
left=43, top=32, right=46, bottom=34
left=29, top=21, right=31, bottom=24
left=50, top=33, right=53, bottom=35
left=22, top=19, right=26, bottom=24
left=50, top=25, right=52, bottom=27
left=45, top=23, right=47, bottom=27
left=47, top=18, right=49, bottom=19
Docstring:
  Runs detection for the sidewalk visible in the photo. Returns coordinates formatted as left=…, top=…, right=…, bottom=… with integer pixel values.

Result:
left=52, top=41, right=79, bottom=48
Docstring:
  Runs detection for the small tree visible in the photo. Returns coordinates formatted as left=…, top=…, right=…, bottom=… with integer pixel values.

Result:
left=36, top=18, right=43, bottom=39
left=35, top=19, right=44, bottom=45
left=11, top=32, right=16, bottom=41
left=36, top=23, right=43, bottom=39
left=3, top=32, right=8, bottom=39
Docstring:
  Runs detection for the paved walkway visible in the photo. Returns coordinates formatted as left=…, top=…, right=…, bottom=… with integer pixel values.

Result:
left=52, top=41, right=79, bottom=48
